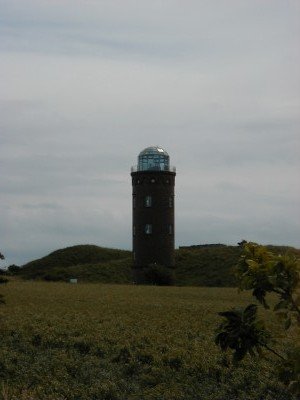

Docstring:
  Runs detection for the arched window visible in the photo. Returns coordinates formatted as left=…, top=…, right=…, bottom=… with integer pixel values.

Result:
left=145, top=195, right=152, bottom=207
left=145, top=224, right=152, bottom=234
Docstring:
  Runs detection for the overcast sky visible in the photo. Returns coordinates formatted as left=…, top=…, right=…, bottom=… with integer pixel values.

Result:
left=1, top=0, right=299, bottom=266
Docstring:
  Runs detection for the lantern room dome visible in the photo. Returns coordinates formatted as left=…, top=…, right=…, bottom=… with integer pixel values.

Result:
left=137, top=146, right=170, bottom=171
left=139, top=146, right=169, bottom=157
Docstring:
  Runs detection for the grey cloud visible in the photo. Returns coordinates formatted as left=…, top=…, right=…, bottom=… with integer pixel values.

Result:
left=1, top=1, right=299, bottom=65
left=0, top=1, right=299, bottom=266
left=20, top=203, right=63, bottom=210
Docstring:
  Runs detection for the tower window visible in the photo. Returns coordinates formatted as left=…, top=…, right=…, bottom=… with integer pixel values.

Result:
left=145, top=195, right=152, bottom=207
left=133, top=195, right=136, bottom=208
left=168, top=224, right=173, bottom=234
left=145, top=224, right=152, bottom=234
left=169, top=196, right=173, bottom=208
left=150, top=178, right=156, bottom=183
left=133, top=225, right=136, bottom=236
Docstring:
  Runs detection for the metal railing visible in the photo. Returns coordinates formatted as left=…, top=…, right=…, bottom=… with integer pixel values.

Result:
left=131, top=165, right=176, bottom=173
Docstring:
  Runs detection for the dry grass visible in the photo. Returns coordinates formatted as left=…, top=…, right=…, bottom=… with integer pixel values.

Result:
left=0, top=281, right=294, bottom=400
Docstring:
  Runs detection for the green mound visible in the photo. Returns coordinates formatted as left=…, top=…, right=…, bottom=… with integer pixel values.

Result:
left=175, top=245, right=240, bottom=286
left=31, top=258, right=133, bottom=283
left=19, top=243, right=300, bottom=286
left=175, top=244, right=300, bottom=287
left=20, top=245, right=131, bottom=281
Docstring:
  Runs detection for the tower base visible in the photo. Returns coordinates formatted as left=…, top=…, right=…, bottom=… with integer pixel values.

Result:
left=132, top=265, right=174, bottom=286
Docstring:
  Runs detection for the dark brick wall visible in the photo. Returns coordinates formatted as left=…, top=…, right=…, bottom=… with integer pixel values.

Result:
left=131, top=170, right=176, bottom=268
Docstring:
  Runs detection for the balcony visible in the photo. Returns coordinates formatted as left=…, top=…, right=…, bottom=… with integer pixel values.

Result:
left=131, top=165, right=176, bottom=173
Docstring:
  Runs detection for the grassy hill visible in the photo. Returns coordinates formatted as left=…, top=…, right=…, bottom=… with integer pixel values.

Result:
left=19, top=243, right=300, bottom=286
left=20, top=245, right=132, bottom=282
left=175, top=244, right=300, bottom=286
left=174, top=245, right=241, bottom=286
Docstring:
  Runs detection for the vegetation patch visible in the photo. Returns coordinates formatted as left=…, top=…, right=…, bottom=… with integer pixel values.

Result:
left=16, top=244, right=300, bottom=287
left=0, top=281, right=296, bottom=399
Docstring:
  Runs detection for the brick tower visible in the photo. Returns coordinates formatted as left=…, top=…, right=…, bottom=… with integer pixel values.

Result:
left=131, top=146, right=176, bottom=278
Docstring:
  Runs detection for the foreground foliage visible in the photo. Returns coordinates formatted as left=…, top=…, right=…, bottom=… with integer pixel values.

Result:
left=216, top=242, right=300, bottom=397
left=215, top=304, right=273, bottom=362
left=0, top=281, right=294, bottom=400
left=235, top=242, right=300, bottom=325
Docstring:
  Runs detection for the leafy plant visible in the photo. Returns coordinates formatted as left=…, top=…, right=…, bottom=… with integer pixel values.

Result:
left=234, top=242, right=300, bottom=319
left=216, top=242, right=300, bottom=397
left=215, top=304, right=275, bottom=362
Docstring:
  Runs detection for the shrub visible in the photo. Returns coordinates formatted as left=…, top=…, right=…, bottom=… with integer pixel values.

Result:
left=144, top=264, right=174, bottom=285
left=215, top=241, right=300, bottom=397
left=7, top=265, right=20, bottom=275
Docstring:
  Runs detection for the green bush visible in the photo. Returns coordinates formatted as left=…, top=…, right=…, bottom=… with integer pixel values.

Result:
left=144, top=264, right=174, bottom=285
left=216, top=242, right=300, bottom=397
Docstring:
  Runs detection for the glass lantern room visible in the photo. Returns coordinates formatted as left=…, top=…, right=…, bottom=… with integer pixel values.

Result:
left=138, top=146, right=170, bottom=171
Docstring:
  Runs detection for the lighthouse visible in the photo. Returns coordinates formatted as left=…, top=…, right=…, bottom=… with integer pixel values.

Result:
left=131, top=146, right=176, bottom=280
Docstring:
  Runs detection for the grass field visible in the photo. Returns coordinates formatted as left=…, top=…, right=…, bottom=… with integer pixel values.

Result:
left=0, top=281, right=296, bottom=400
